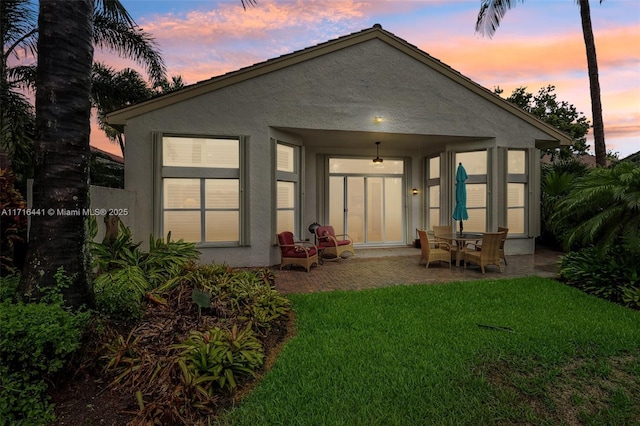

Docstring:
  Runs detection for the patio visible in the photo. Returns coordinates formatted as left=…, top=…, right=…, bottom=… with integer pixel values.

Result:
left=273, top=246, right=563, bottom=294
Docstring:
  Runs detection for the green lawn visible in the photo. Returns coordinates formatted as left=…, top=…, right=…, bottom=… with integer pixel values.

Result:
left=217, top=277, right=640, bottom=425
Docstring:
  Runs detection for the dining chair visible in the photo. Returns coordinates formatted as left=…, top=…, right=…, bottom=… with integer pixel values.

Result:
left=497, top=226, right=509, bottom=265
left=471, top=227, right=508, bottom=266
left=463, top=232, right=502, bottom=274
left=417, top=229, right=451, bottom=269
left=432, top=225, right=457, bottom=262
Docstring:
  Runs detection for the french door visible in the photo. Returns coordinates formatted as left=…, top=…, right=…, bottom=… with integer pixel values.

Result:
left=329, top=175, right=404, bottom=245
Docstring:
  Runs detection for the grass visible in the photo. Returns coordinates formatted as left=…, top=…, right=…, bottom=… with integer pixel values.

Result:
left=216, top=277, right=640, bottom=425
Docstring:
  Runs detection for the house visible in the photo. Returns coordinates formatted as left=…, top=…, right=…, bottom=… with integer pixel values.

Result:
left=106, top=25, right=571, bottom=268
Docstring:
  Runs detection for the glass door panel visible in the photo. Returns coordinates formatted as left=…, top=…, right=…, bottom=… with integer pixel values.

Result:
left=366, top=177, right=383, bottom=242
left=384, top=178, right=403, bottom=242
left=329, top=176, right=345, bottom=234
left=347, top=177, right=365, bottom=243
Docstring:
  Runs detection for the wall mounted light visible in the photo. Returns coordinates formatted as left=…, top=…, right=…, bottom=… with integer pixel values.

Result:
left=374, top=116, right=384, bottom=124
left=372, top=141, right=383, bottom=163
left=412, top=188, right=419, bottom=195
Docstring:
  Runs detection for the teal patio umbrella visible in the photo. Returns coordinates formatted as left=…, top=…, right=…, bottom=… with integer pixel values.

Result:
left=452, top=162, right=469, bottom=234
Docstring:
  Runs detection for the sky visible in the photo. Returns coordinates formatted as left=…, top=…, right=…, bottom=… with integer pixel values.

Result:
left=90, top=0, right=640, bottom=159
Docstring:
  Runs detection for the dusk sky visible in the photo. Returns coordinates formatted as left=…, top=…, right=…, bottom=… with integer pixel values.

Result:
left=91, top=0, right=640, bottom=158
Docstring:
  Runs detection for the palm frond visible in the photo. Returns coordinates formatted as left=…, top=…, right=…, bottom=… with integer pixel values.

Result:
left=240, top=0, right=258, bottom=10
left=94, top=0, right=135, bottom=27
left=1, top=0, right=38, bottom=59
left=552, top=161, right=640, bottom=252
left=92, top=12, right=166, bottom=86
left=6, top=64, right=36, bottom=90
left=475, top=0, right=525, bottom=37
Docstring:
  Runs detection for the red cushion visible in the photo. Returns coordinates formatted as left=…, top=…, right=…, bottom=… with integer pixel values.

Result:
left=316, top=226, right=336, bottom=239
left=278, top=232, right=295, bottom=246
left=288, top=247, right=317, bottom=258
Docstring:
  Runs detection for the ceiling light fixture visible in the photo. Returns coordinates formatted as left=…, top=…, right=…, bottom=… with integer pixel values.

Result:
left=373, top=141, right=383, bottom=163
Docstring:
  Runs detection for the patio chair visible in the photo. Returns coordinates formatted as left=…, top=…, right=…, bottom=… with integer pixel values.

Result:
left=433, top=225, right=458, bottom=262
left=497, top=226, right=509, bottom=265
left=463, top=232, right=502, bottom=274
left=470, top=227, right=508, bottom=266
left=315, top=225, right=355, bottom=260
left=417, top=229, right=451, bottom=269
left=276, top=232, right=319, bottom=272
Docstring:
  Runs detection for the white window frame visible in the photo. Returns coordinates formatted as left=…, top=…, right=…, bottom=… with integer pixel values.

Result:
left=426, top=155, right=441, bottom=231
left=455, top=150, right=488, bottom=233
left=274, top=141, right=303, bottom=238
left=156, top=133, right=247, bottom=247
left=507, top=149, right=528, bottom=235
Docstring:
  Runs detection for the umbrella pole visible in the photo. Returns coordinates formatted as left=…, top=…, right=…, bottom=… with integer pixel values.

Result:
left=459, top=220, right=463, bottom=234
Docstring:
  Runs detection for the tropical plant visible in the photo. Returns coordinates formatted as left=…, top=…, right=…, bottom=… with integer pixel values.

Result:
left=175, top=325, right=264, bottom=393
left=90, top=221, right=200, bottom=320
left=538, top=159, right=588, bottom=248
left=0, top=169, right=27, bottom=275
left=551, top=161, right=640, bottom=254
left=476, top=0, right=607, bottom=166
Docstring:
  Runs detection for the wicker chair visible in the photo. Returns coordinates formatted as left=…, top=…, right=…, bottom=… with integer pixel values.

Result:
left=315, top=225, right=355, bottom=260
left=417, top=229, right=451, bottom=269
left=497, top=226, right=509, bottom=265
left=276, top=232, right=319, bottom=272
left=464, top=232, right=502, bottom=274
left=433, top=225, right=458, bottom=262
left=472, top=227, right=509, bottom=266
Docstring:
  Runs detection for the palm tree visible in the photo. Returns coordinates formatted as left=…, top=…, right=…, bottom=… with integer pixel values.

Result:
left=1, top=0, right=166, bottom=172
left=91, top=63, right=184, bottom=157
left=476, top=0, right=607, bottom=167
left=19, top=0, right=95, bottom=309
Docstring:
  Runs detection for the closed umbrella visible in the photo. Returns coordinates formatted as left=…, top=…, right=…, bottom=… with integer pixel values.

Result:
left=452, top=162, right=468, bottom=234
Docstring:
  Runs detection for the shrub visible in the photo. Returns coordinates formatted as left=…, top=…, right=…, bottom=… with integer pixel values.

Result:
left=90, top=222, right=200, bottom=321
left=559, top=246, right=639, bottom=309
left=0, top=169, right=28, bottom=276
left=178, top=266, right=291, bottom=331
left=0, top=274, right=20, bottom=302
left=174, top=325, right=264, bottom=394
left=93, top=266, right=148, bottom=320
left=0, top=300, right=89, bottom=424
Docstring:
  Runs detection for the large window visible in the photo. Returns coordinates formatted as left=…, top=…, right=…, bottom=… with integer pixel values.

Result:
left=276, top=142, right=301, bottom=235
left=426, top=156, right=440, bottom=230
left=161, top=136, right=242, bottom=244
left=456, top=151, right=487, bottom=232
left=507, top=150, right=526, bottom=234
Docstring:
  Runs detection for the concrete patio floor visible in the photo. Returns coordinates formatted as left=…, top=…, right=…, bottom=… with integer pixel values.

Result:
left=273, top=246, right=563, bottom=294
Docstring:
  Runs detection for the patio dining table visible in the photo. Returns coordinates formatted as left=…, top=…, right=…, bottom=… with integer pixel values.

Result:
left=437, top=232, right=483, bottom=266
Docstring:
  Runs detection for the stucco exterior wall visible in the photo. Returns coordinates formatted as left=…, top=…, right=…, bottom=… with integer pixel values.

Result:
left=123, top=38, right=553, bottom=267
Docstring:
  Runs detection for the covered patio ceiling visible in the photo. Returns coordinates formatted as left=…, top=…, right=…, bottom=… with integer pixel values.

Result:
left=273, top=127, right=489, bottom=153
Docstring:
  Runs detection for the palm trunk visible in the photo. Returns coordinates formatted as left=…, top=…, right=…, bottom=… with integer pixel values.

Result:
left=579, top=0, right=606, bottom=167
left=19, top=0, right=94, bottom=309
